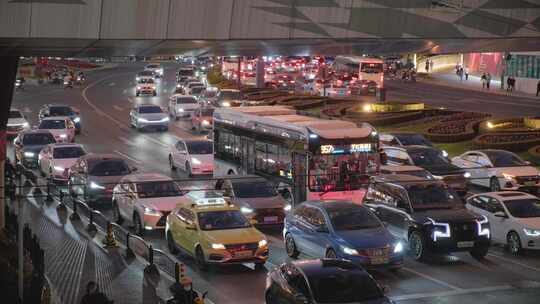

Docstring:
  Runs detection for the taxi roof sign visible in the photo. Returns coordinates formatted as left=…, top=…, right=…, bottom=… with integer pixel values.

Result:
left=187, top=190, right=228, bottom=207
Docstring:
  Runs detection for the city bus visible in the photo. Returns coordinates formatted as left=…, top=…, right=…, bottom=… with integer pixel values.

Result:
left=333, top=56, right=385, bottom=89
left=213, top=106, right=381, bottom=204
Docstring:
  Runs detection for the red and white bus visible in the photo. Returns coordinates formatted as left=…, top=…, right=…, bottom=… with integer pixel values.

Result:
left=333, top=56, right=385, bottom=89
left=213, top=106, right=381, bottom=204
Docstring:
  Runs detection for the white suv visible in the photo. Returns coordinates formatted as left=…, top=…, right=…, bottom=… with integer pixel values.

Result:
left=112, top=173, right=184, bottom=235
left=168, top=94, right=199, bottom=119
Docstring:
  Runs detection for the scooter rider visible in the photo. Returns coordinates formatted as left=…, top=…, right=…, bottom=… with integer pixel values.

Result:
left=167, top=277, right=203, bottom=304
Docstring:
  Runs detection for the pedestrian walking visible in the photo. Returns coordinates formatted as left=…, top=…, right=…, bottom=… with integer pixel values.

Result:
left=507, top=77, right=512, bottom=91
left=464, top=67, right=469, bottom=80
left=458, top=68, right=464, bottom=81
left=425, top=59, right=430, bottom=73
left=481, top=73, right=487, bottom=89
left=486, top=73, right=492, bottom=89
left=80, top=282, right=113, bottom=304
left=430, top=60, right=434, bottom=72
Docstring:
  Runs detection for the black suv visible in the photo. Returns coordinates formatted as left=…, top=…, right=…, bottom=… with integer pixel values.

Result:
left=364, top=174, right=491, bottom=261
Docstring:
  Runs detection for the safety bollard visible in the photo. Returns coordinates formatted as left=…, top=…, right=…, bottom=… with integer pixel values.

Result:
left=45, top=181, right=53, bottom=202
left=56, top=191, right=67, bottom=213
left=102, top=221, right=119, bottom=248
left=69, top=200, right=80, bottom=221
left=144, top=245, right=158, bottom=274
left=170, top=262, right=183, bottom=292
left=148, top=245, right=154, bottom=265
left=125, top=233, right=135, bottom=259
left=87, top=211, right=97, bottom=233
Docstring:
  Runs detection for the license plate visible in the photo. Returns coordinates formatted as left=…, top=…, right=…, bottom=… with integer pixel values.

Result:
left=264, top=216, right=278, bottom=223
left=233, top=250, right=252, bottom=258
left=457, top=241, right=474, bottom=248
left=370, top=256, right=389, bottom=265
left=524, top=181, right=536, bottom=186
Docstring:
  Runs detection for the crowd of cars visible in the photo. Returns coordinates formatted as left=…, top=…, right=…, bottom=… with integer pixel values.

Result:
left=8, top=59, right=540, bottom=304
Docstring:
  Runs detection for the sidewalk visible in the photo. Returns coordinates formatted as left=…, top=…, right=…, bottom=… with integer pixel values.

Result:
left=8, top=183, right=175, bottom=304
left=420, top=72, right=540, bottom=100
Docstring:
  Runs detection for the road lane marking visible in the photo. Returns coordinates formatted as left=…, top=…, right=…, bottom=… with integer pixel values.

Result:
left=390, top=284, right=514, bottom=301
left=118, top=136, right=135, bottom=146
left=113, top=105, right=124, bottom=111
left=122, top=89, right=127, bottom=95
left=402, top=267, right=461, bottom=290
left=109, top=82, right=116, bottom=86
left=488, top=253, right=540, bottom=272
left=114, top=150, right=142, bottom=164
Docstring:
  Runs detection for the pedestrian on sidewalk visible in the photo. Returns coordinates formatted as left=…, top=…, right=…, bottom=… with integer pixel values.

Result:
left=507, top=76, right=512, bottom=91
left=464, top=67, right=469, bottom=80
left=536, top=80, right=540, bottom=96
left=486, top=73, right=492, bottom=89
left=425, top=59, right=430, bottom=73
left=81, top=281, right=113, bottom=304
left=430, top=60, right=434, bottom=72
left=458, top=68, right=464, bottom=81
left=481, top=73, right=487, bottom=89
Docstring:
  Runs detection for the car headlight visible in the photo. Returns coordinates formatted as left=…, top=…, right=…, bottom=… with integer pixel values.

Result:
left=54, top=166, right=64, bottom=172
left=523, top=228, right=540, bottom=237
left=464, top=172, right=471, bottom=178
left=191, top=157, right=201, bottom=165
left=202, top=120, right=210, bottom=125
left=176, top=84, right=181, bottom=88
left=476, top=215, right=490, bottom=238
left=22, top=122, right=29, bottom=128
left=428, top=218, right=451, bottom=241
left=59, top=134, right=67, bottom=139
left=503, top=173, right=515, bottom=180
left=258, top=239, right=268, bottom=248
left=138, top=118, right=149, bottom=123
left=137, top=86, right=142, bottom=90
left=143, top=206, right=161, bottom=216
left=136, top=77, right=140, bottom=81
left=211, top=243, right=226, bottom=250
left=90, top=181, right=105, bottom=190
left=222, top=101, right=231, bottom=107
left=432, top=175, right=444, bottom=180
left=241, top=207, right=254, bottom=214
left=393, top=242, right=404, bottom=253
left=159, top=117, right=170, bottom=122
left=340, top=245, right=359, bottom=256
left=73, top=117, right=80, bottom=123
left=24, top=151, right=35, bottom=158
left=284, top=204, right=292, bottom=212
left=178, top=108, right=184, bottom=112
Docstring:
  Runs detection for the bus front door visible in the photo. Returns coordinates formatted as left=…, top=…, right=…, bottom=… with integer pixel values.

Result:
left=292, top=152, right=307, bottom=205
left=241, top=137, right=255, bottom=174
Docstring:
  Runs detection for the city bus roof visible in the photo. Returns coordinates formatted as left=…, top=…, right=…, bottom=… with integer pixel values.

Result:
left=214, top=106, right=376, bottom=141
left=335, top=56, right=384, bottom=64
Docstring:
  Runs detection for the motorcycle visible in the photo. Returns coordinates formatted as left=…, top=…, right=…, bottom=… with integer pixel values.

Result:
left=15, top=79, right=24, bottom=91
left=63, top=79, right=73, bottom=89
left=76, top=75, right=86, bottom=85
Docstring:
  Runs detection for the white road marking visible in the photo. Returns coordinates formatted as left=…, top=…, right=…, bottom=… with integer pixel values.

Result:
left=402, top=267, right=461, bottom=290
left=109, top=82, right=116, bottom=86
left=488, top=253, right=540, bottom=272
left=113, top=150, right=142, bottom=164
left=390, top=284, right=514, bottom=301
left=113, top=105, right=124, bottom=111
left=118, top=136, right=135, bottom=146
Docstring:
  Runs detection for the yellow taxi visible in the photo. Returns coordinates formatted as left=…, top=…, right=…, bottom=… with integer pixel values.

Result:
left=165, top=190, right=269, bottom=270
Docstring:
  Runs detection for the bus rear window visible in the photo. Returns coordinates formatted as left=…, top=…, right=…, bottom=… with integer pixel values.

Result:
left=360, top=63, right=383, bottom=73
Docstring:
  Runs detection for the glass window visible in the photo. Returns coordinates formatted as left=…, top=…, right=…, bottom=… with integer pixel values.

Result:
left=176, top=97, right=198, bottom=104
left=138, top=78, right=155, bottom=84
left=469, top=196, right=488, bottom=210
left=304, top=207, right=326, bottom=226
left=9, top=110, right=23, bottom=118
left=484, top=151, right=526, bottom=167
left=255, top=141, right=267, bottom=171
left=486, top=198, right=504, bottom=214
left=407, top=185, right=458, bottom=210
left=197, top=210, right=250, bottom=231
left=53, top=146, right=86, bottom=159
left=49, top=106, right=74, bottom=116
left=308, top=153, right=373, bottom=192
left=503, top=199, right=540, bottom=218
left=327, top=206, right=381, bottom=231
left=281, top=265, right=311, bottom=297
left=232, top=180, right=277, bottom=198
left=308, top=270, right=383, bottom=303
left=39, top=119, right=66, bottom=129
left=139, top=106, right=162, bottom=114
left=89, top=160, right=130, bottom=176
left=136, top=181, right=182, bottom=198
left=186, top=141, right=212, bottom=155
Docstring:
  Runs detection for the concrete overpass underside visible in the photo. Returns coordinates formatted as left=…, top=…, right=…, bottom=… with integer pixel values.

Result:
left=2, top=0, right=540, bottom=56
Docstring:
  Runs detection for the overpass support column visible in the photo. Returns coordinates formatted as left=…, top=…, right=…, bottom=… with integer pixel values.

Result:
left=255, top=57, right=265, bottom=88
left=0, top=56, right=19, bottom=229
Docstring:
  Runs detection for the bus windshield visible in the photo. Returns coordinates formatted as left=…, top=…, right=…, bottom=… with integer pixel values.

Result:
left=308, top=152, right=378, bottom=192
left=360, top=62, right=383, bottom=74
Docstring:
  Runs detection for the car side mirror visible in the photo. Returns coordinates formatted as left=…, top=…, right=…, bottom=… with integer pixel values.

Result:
left=493, top=211, right=508, bottom=219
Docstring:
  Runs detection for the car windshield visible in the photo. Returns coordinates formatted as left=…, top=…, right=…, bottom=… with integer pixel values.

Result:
left=139, top=71, right=154, bottom=76
left=395, top=134, right=433, bottom=147
left=484, top=151, right=527, bottom=167
left=308, top=270, right=383, bottom=303
left=409, top=148, right=449, bottom=166
left=178, top=69, right=194, bottom=76
left=204, top=91, right=217, bottom=98
left=232, top=181, right=277, bottom=198
left=49, top=106, right=74, bottom=116
left=328, top=206, right=381, bottom=230
left=22, top=133, right=55, bottom=145
left=177, top=97, right=198, bottom=104
left=9, top=111, right=22, bottom=118
left=503, top=199, right=540, bottom=218
left=138, top=78, right=155, bottom=84
left=186, top=141, right=212, bottom=154
left=147, top=65, right=160, bottom=69
left=200, top=108, right=214, bottom=116
left=89, top=160, right=130, bottom=176
left=191, top=87, right=205, bottom=94
left=188, top=83, right=204, bottom=88
left=408, top=185, right=458, bottom=210
left=39, top=119, right=66, bottom=129
left=197, top=210, right=250, bottom=230
left=137, top=181, right=182, bottom=198
left=53, top=146, right=86, bottom=159
left=218, top=91, right=240, bottom=100
left=139, top=106, right=162, bottom=114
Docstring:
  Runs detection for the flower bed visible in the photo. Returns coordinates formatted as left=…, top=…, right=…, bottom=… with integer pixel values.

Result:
left=478, top=118, right=528, bottom=133
left=527, top=145, right=540, bottom=163
left=424, top=112, right=490, bottom=143
left=473, top=132, right=540, bottom=152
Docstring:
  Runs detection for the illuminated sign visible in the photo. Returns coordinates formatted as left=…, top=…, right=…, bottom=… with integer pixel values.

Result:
left=320, top=144, right=372, bottom=155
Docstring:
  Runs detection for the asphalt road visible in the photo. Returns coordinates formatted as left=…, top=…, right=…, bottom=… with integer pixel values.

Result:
left=9, top=63, right=540, bottom=304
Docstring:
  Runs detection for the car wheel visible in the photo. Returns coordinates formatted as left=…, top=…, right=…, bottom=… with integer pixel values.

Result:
left=409, top=231, right=429, bottom=261
left=133, top=212, right=144, bottom=236
left=470, top=246, right=489, bottom=260
left=186, top=162, right=193, bottom=177
left=285, top=234, right=299, bottom=258
left=325, top=248, right=337, bottom=259
left=507, top=231, right=522, bottom=255
left=169, top=155, right=177, bottom=170
left=195, top=246, right=208, bottom=271
left=167, top=231, right=178, bottom=254
left=112, top=201, right=123, bottom=225
left=490, top=177, right=501, bottom=192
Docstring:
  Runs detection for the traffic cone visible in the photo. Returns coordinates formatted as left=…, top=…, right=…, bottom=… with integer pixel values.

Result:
left=102, top=222, right=118, bottom=248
